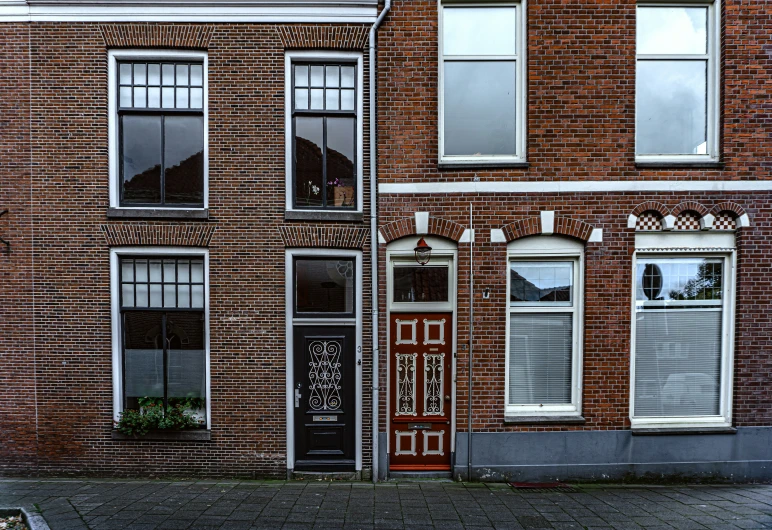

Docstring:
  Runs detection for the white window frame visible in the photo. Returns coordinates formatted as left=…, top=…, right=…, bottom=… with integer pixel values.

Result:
left=108, top=49, right=209, bottom=210
left=284, top=50, right=364, bottom=214
left=505, top=237, right=584, bottom=417
left=438, top=0, right=527, bottom=164
left=635, top=0, right=720, bottom=163
left=110, top=246, right=211, bottom=427
left=630, top=231, right=736, bottom=429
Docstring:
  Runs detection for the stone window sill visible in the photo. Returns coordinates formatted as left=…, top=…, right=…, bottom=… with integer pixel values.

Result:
left=635, top=161, right=724, bottom=170
left=438, top=161, right=529, bottom=170
left=111, top=429, right=211, bottom=441
left=504, top=415, right=585, bottom=425
left=631, top=426, right=737, bottom=436
left=285, top=210, right=363, bottom=222
left=107, top=208, right=209, bottom=220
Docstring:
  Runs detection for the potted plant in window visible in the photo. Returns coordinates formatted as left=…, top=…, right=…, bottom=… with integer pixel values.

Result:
left=328, top=178, right=354, bottom=207
left=114, top=396, right=205, bottom=437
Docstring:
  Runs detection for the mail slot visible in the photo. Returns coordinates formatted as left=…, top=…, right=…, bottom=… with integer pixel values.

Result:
left=313, top=415, right=337, bottom=422
left=408, top=423, right=431, bottom=430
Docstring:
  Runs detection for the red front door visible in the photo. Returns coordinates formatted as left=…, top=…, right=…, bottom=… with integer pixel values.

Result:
left=389, top=312, right=452, bottom=470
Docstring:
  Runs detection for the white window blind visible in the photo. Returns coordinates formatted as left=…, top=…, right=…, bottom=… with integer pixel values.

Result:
left=509, top=313, right=573, bottom=405
left=633, top=256, right=725, bottom=420
left=635, top=310, right=721, bottom=417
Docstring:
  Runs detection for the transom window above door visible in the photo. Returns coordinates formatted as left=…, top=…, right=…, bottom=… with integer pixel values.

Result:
left=393, top=265, right=449, bottom=303
left=287, top=54, right=362, bottom=214
left=294, top=258, right=355, bottom=316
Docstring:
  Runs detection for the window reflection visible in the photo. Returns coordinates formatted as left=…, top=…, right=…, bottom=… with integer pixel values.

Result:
left=296, top=259, right=354, bottom=314
left=164, top=116, right=204, bottom=205
left=510, top=262, right=572, bottom=303
left=637, top=61, right=707, bottom=155
left=122, top=115, right=162, bottom=204
left=444, top=61, right=516, bottom=156
left=393, top=266, right=449, bottom=303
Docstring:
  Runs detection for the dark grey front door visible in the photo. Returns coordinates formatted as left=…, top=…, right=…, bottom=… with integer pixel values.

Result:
left=293, top=326, right=355, bottom=471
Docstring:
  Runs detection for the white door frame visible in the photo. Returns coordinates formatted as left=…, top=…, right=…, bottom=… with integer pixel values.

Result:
left=385, top=236, right=458, bottom=461
left=285, top=248, right=363, bottom=472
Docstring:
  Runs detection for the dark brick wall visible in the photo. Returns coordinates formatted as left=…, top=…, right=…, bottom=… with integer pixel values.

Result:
left=0, top=22, right=374, bottom=478
left=375, top=0, right=772, bottom=436
left=0, top=23, right=36, bottom=471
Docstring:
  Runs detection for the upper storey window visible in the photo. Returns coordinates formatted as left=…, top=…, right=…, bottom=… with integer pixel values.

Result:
left=109, top=50, right=208, bottom=211
left=440, top=2, right=525, bottom=164
left=636, top=4, right=719, bottom=163
left=286, top=51, right=363, bottom=215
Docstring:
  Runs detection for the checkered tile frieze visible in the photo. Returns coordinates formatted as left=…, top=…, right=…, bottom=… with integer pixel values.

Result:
left=713, top=213, right=737, bottom=231
left=636, top=212, right=663, bottom=231
left=674, top=213, right=701, bottom=231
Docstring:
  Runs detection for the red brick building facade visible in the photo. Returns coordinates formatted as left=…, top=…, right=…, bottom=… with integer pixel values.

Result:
left=373, top=0, right=772, bottom=480
left=1, top=0, right=771, bottom=481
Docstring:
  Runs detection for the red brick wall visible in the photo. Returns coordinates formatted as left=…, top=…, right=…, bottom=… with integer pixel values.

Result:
left=377, top=0, right=771, bottom=184
left=375, top=0, right=772, bottom=436
left=378, top=194, right=772, bottom=433
left=0, top=22, right=374, bottom=478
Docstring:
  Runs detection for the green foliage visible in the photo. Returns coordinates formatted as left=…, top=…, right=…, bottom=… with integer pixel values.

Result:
left=115, top=397, right=205, bottom=436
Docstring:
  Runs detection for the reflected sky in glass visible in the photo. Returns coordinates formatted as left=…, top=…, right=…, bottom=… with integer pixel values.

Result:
left=637, top=7, right=707, bottom=55
left=444, top=61, right=516, bottom=156
left=444, top=7, right=516, bottom=56
left=637, top=61, right=706, bottom=155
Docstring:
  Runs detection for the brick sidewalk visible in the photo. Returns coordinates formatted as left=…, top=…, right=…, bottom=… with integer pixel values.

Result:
left=1, top=479, right=772, bottom=529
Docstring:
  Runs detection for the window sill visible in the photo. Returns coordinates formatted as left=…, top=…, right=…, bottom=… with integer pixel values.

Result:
left=111, top=429, right=211, bottom=441
left=285, top=210, right=363, bottom=222
left=631, top=427, right=737, bottom=436
left=635, top=161, right=724, bottom=170
left=504, top=415, right=585, bottom=425
left=438, top=161, right=529, bottom=170
left=107, top=208, right=209, bottom=220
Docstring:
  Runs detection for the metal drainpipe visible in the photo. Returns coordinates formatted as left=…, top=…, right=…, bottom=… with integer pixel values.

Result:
left=468, top=204, right=474, bottom=481
left=370, top=0, right=392, bottom=484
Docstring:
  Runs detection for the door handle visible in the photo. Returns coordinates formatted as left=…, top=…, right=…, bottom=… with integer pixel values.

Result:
left=295, top=388, right=302, bottom=408
left=444, top=395, right=451, bottom=401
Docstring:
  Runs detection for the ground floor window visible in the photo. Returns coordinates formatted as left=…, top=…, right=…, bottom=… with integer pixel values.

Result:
left=113, top=251, right=208, bottom=427
left=632, top=254, right=733, bottom=426
left=506, top=237, right=584, bottom=417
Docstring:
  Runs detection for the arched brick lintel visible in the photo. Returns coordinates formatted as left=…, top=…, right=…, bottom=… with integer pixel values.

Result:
left=672, top=201, right=709, bottom=217
left=379, top=216, right=465, bottom=244
left=631, top=201, right=669, bottom=218
left=501, top=216, right=595, bottom=243
left=710, top=201, right=747, bottom=218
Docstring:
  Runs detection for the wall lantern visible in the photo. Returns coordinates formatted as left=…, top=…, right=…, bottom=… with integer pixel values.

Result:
left=414, top=237, right=432, bottom=265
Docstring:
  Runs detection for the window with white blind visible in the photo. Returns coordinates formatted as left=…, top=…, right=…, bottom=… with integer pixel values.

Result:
left=632, top=254, right=734, bottom=427
left=506, top=237, right=583, bottom=417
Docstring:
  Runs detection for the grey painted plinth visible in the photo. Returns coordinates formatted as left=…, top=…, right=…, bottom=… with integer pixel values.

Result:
left=454, top=426, right=772, bottom=482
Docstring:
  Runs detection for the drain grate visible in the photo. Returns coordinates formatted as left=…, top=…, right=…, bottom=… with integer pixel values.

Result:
left=508, top=482, right=575, bottom=492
